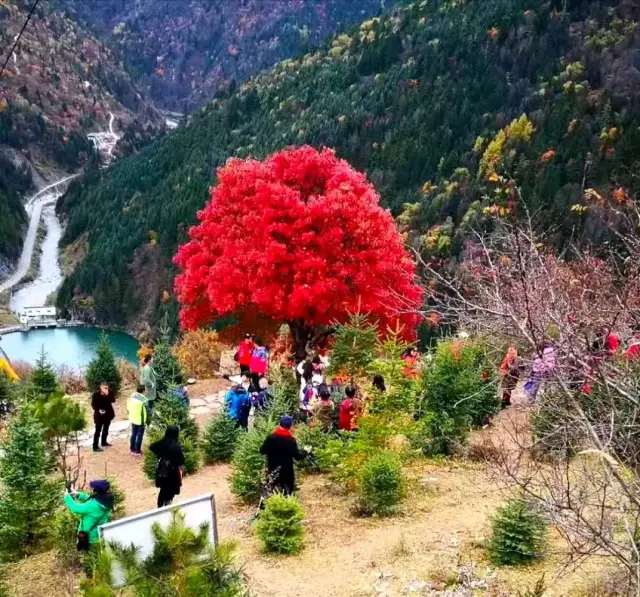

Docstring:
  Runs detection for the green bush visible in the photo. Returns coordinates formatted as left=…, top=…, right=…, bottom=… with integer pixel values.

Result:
left=417, top=339, right=499, bottom=455
left=488, top=500, right=547, bottom=566
left=51, top=507, right=81, bottom=569
left=416, top=411, right=468, bottom=456
left=0, top=407, right=62, bottom=560
left=328, top=312, right=377, bottom=380
left=294, top=424, right=329, bottom=472
left=82, top=511, right=245, bottom=596
left=266, top=365, right=300, bottom=423
left=29, top=348, right=59, bottom=400
left=229, top=422, right=270, bottom=504
left=85, top=333, right=122, bottom=395
left=255, top=493, right=305, bottom=554
left=203, top=413, right=240, bottom=464
left=356, top=451, right=405, bottom=517
left=153, top=325, right=184, bottom=395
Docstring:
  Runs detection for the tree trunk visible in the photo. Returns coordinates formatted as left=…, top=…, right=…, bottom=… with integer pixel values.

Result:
left=288, top=320, right=314, bottom=364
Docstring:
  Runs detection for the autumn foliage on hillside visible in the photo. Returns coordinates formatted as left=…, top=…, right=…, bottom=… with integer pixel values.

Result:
left=174, top=147, right=422, bottom=354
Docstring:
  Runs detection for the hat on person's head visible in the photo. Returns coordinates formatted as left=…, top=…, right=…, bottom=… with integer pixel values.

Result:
left=90, top=479, right=110, bottom=493
left=279, top=415, right=293, bottom=429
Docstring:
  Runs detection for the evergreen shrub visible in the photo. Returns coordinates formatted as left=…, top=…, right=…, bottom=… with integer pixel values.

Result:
left=356, top=450, right=405, bottom=517
left=29, top=348, right=59, bottom=400
left=418, top=339, right=499, bottom=454
left=0, top=407, right=61, bottom=560
left=85, top=333, right=121, bottom=395
left=488, top=500, right=547, bottom=566
left=255, top=493, right=305, bottom=554
left=153, top=325, right=184, bottom=395
left=229, top=422, right=270, bottom=504
left=203, top=413, right=240, bottom=464
left=82, top=511, right=245, bottom=596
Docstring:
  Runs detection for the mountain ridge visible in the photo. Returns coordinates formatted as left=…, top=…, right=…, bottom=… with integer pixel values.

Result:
left=55, top=0, right=640, bottom=333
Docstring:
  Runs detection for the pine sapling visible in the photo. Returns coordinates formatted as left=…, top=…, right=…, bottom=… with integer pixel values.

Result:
left=255, top=493, right=305, bottom=554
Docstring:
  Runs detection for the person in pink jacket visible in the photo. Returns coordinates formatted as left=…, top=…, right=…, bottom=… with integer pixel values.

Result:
left=250, top=338, right=269, bottom=390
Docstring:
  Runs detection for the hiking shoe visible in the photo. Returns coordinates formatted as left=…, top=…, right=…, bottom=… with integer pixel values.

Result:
left=93, top=446, right=103, bottom=452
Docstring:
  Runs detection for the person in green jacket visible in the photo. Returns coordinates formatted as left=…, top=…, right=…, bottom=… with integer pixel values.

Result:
left=64, top=479, right=114, bottom=550
left=128, top=384, right=148, bottom=455
left=140, top=354, right=157, bottom=413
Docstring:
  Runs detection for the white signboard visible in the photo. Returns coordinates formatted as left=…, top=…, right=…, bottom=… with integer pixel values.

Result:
left=99, top=493, right=218, bottom=587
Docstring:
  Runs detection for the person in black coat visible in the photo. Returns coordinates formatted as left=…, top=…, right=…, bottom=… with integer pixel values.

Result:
left=259, top=415, right=308, bottom=496
left=150, top=425, right=185, bottom=508
left=91, top=382, right=116, bottom=452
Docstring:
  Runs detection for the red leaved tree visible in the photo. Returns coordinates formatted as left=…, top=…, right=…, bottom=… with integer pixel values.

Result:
left=173, top=146, right=423, bottom=358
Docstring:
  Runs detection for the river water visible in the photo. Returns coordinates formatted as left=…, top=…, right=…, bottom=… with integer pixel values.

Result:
left=10, top=204, right=63, bottom=313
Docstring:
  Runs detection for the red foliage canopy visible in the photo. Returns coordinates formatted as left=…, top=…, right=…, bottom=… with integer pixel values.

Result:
left=173, top=146, right=423, bottom=339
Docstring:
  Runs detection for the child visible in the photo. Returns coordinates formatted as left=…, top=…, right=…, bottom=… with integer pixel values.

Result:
left=312, top=387, right=335, bottom=431
left=338, top=386, right=363, bottom=431
left=127, top=384, right=148, bottom=455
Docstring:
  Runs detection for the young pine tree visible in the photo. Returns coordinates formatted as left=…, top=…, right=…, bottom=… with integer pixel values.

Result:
left=29, top=348, right=59, bottom=400
left=255, top=493, right=305, bottom=554
left=153, top=324, right=184, bottom=395
left=85, top=332, right=121, bottom=395
left=229, top=421, right=270, bottom=504
left=0, top=407, right=61, bottom=559
left=488, top=500, right=547, bottom=566
left=329, top=312, right=378, bottom=381
left=82, top=511, right=245, bottom=596
left=203, top=413, right=240, bottom=464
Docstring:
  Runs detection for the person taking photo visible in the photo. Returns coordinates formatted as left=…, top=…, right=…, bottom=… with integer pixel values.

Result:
left=64, top=479, right=114, bottom=551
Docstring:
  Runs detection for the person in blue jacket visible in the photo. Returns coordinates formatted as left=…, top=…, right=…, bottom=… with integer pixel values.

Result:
left=224, top=380, right=250, bottom=430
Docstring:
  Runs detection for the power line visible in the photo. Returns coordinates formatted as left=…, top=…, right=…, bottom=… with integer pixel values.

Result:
left=0, top=0, right=40, bottom=79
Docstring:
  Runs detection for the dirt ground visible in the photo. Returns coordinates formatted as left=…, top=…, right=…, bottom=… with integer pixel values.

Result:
left=5, top=389, right=609, bottom=597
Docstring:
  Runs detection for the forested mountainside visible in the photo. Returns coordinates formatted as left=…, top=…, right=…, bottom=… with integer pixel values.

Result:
left=0, top=0, right=162, bottom=269
left=57, top=0, right=640, bottom=332
left=56, top=0, right=386, bottom=111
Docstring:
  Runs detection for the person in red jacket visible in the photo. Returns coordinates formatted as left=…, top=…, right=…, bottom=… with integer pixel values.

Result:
left=624, top=328, right=640, bottom=360
left=236, top=334, right=256, bottom=376
left=338, top=386, right=364, bottom=431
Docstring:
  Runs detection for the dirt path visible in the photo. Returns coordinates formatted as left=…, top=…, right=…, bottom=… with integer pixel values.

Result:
left=6, top=386, right=600, bottom=596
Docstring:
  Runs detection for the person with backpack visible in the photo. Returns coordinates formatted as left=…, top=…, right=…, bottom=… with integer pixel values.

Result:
left=236, top=334, right=256, bottom=376
left=150, top=425, right=185, bottom=508
left=259, top=415, right=309, bottom=496
left=251, top=376, right=272, bottom=417
left=312, top=386, right=334, bottom=431
left=64, top=479, right=114, bottom=551
left=249, top=339, right=269, bottom=390
left=127, top=384, right=148, bottom=456
left=224, top=380, right=251, bottom=430
left=91, top=381, right=116, bottom=452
